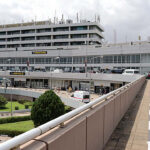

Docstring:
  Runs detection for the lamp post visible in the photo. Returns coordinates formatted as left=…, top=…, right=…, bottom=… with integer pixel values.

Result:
left=7, top=58, right=11, bottom=71
left=87, top=56, right=101, bottom=101
left=100, top=55, right=103, bottom=72
left=3, top=78, right=13, bottom=116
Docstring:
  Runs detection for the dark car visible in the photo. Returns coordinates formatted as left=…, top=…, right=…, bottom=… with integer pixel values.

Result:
left=111, top=69, right=124, bottom=74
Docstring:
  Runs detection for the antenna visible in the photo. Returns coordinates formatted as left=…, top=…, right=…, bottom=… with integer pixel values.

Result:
left=54, top=10, right=56, bottom=24
left=95, top=14, right=97, bottom=22
left=113, top=29, right=117, bottom=44
left=97, top=15, right=100, bottom=23
left=34, top=16, right=36, bottom=25
left=61, top=14, right=64, bottom=23
left=76, top=13, right=79, bottom=23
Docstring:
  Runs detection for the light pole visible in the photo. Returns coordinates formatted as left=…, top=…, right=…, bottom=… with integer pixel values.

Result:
left=55, top=56, right=60, bottom=69
left=7, top=58, right=11, bottom=71
left=3, top=78, right=13, bottom=116
left=100, top=55, right=103, bottom=72
left=87, top=56, right=101, bottom=101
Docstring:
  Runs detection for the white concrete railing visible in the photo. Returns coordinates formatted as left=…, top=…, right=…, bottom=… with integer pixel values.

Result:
left=0, top=87, right=85, bottom=109
left=0, top=76, right=145, bottom=150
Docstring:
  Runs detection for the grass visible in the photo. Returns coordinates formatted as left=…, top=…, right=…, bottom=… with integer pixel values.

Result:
left=0, top=101, right=32, bottom=112
left=0, top=120, right=34, bottom=132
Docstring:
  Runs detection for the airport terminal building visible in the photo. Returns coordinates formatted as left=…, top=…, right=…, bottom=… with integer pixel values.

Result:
left=0, top=19, right=149, bottom=91
left=0, top=19, right=149, bottom=74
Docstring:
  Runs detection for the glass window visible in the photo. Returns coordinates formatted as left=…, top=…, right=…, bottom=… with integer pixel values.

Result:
left=22, top=58, right=28, bottom=64
left=118, top=56, right=121, bottom=63
left=114, top=56, right=117, bottom=63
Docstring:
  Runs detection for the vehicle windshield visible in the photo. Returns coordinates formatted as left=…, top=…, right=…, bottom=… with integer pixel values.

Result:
left=83, top=95, right=90, bottom=99
left=125, top=71, right=133, bottom=73
left=134, top=71, right=139, bottom=74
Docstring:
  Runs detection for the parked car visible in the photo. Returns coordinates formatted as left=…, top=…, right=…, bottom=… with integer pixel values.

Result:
left=122, top=69, right=140, bottom=75
left=111, top=69, right=124, bottom=74
left=52, top=69, right=63, bottom=73
left=146, top=72, right=150, bottom=79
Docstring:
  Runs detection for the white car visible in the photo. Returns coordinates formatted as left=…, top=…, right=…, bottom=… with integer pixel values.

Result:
left=122, top=69, right=140, bottom=75
left=52, top=69, right=63, bottom=73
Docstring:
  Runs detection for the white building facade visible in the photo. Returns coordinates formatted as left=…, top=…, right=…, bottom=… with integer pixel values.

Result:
left=0, top=20, right=149, bottom=74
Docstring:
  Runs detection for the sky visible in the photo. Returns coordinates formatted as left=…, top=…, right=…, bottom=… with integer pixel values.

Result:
left=0, top=0, right=149, bottom=43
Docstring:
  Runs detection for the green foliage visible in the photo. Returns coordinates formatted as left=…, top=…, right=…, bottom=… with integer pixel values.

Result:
left=0, top=120, right=34, bottom=137
left=15, top=106, right=19, bottom=110
left=24, top=101, right=33, bottom=106
left=0, top=129, right=24, bottom=137
left=0, top=116, right=31, bottom=124
left=18, top=99, right=26, bottom=104
left=31, top=90, right=65, bottom=127
left=0, top=95, right=8, bottom=108
left=25, top=105, right=29, bottom=109
left=65, top=106, right=72, bottom=113
left=0, top=102, right=32, bottom=112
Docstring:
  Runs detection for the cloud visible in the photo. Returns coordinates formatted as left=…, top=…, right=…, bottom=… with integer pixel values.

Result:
left=0, top=0, right=149, bottom=43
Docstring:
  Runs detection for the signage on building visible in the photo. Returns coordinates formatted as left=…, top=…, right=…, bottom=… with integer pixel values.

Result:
left=10, top=72, right=25, bottom=75
left=32, top=51, right=47, bottom=54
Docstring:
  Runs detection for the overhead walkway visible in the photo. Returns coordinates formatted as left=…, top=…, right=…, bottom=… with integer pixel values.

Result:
left=0, top=87, right=85, bottom=108
left=104, top=80, right=150, bottom=150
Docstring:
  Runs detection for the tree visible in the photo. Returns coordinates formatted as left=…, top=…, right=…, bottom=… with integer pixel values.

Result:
left=31, top=90, right=65, bottom=127
left=0, top=95, right=8, bottom=108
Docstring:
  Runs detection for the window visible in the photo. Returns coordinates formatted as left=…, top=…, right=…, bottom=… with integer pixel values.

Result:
left=37, top=28, right=51, bottom=33
left=71, top=26, right=87, bottom=31
left=53, top=27, right=69, bottom=32
left=53, top=35, right=68, bottom=39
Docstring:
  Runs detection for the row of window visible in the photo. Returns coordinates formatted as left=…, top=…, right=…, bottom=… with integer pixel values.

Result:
left=0, top=40, right=101, bottom=48
left=0, top=33, right=101, bottom=42
left=0, top=54, right=143, bottom=65
left=0, top=25, right=102, bottom=36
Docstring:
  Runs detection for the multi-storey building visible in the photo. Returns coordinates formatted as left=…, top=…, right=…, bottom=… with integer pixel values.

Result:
left=0, top=19, right=104, bottom=49
left=0, top=19, right=150, bottom=75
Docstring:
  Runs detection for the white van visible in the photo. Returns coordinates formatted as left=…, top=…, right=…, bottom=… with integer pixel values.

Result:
left=71, top=91, right=90, bottom=103
left=52, top=69, right=63, bottom=73
left=122, top=69, right=140, bottom=75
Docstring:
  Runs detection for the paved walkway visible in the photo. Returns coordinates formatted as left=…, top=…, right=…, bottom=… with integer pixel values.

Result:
left=104, top=80, right=150, bottom=150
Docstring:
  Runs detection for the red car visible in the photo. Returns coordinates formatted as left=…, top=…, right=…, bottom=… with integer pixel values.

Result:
left=146, top=72, right=150, bottom=79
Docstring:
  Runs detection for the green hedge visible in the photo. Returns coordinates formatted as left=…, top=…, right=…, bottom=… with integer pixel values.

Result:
left=0, top=116, right=31, bottom=124
left=0, top=130, right=24, bottom=137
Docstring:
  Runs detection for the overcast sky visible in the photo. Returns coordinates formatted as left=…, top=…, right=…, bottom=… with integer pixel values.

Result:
left=0, top=0, right=149, bottom=43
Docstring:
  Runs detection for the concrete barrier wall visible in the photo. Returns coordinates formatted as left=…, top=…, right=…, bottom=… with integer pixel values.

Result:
left=20, top=77, right=145, bottom=150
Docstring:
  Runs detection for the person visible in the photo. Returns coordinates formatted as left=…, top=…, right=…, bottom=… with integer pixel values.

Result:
left=99, top=88, right=102, bottom=95
left=6, top=82, right=8, bottom=89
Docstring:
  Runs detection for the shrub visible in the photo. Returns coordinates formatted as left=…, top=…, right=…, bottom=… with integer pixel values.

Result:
left=0, top=95, right=8, bottom=108
left=0, top=130, right=24, bottom=137
left=0, top=116, right=31, bottom=124
left=15, top=106, right=19, bottom=110
left=18, top=99, right=26, bottom=104
left=65, top=106, right=72, bottom=113
left=31, top=90, right=65, bottom=127
left=25, top=105, right=29, bottom=109
left=24, top=101, right=33, bottom=106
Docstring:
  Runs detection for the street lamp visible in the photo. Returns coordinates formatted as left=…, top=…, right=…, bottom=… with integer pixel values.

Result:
left=54, top=56, right=61, bottom=69
left=7, top=58, right=11, bottom=71
left=3, top=78, right=13, bottom=116
left=87, top=56, right=101, bottom=101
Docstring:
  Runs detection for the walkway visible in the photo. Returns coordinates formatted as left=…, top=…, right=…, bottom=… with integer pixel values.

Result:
left=104, top=80, right=150, bottom=150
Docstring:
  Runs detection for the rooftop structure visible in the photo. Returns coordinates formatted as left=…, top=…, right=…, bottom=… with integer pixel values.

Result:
left=0, top=19, right=104, bottom=51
